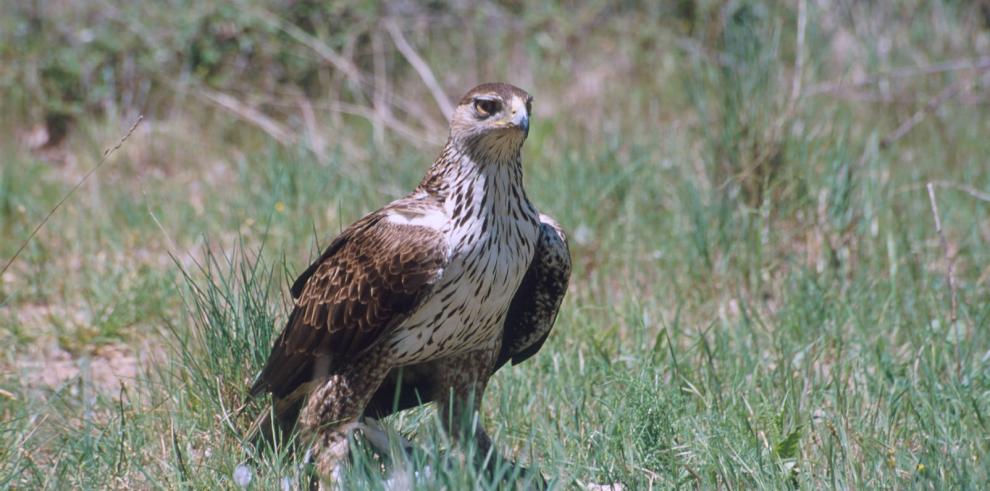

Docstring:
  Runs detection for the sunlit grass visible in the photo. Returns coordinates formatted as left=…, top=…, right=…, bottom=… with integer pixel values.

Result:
left=3, top=0, right=990, bottom=488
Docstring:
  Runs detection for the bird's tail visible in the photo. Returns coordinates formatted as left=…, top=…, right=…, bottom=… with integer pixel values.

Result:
left=245, top=393, right=305, bottom=446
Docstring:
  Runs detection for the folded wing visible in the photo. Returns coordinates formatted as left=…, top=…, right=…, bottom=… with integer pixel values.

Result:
left=250, top=201, right=448, bottom=400
left=495, top=214, right=571, bottom=371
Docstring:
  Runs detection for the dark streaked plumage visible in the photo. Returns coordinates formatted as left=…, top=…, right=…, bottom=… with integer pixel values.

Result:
left=496, top=216, right=570, bottom=370
left=248, top=82, right=570, bottom=485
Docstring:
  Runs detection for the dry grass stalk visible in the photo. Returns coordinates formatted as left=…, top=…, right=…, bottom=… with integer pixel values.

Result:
left=881, top=82, right=964, bottom=149
left=384, top=20, right=454, bottom=120
left=805, top=56, right=990, bottom=97
left=197, top=88, right=295, bottom=145
left=930, top=180, right=990, bottom=203
left=926, top=182, right=961, bottom=375
left=926, top=183, right=959, bottom=322
left=0, top=116, right=143, bottom=289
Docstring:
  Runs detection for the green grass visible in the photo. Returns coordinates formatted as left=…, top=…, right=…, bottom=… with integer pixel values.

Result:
left=3, top=0, right=990, bottom=488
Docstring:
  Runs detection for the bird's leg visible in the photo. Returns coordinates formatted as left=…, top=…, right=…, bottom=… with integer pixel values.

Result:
left=298, top=347, right=392, bottom=486
left=435, top=348, right=545, bottom=487
left=435, top=349, right=495, bottom=459
left=438, top=381, right=493, bottom=455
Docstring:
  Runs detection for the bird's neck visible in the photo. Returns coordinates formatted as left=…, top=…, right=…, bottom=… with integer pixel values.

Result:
left=418, top=141, right=529, bottom=222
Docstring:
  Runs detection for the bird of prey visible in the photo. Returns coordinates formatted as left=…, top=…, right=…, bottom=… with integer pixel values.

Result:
left=247, top=83, right=570, bottom=485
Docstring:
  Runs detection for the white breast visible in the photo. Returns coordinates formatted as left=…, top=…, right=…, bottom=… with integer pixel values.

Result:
left=386, top=169, right=539, bottom=364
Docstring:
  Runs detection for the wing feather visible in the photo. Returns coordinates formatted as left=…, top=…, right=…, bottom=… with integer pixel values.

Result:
left=494, top=215, right=571, bottom=371
left=250, top=200, right=448, bottom=399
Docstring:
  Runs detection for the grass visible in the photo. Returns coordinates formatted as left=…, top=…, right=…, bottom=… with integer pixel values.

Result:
left=2, top=0, right=990, bottom=488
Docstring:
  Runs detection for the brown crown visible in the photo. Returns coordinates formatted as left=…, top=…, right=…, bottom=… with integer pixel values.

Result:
left=457, top=82, right=531, bottom=106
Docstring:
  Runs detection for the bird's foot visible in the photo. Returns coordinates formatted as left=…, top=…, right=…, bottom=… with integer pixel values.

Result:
left=357, top=416, right=415, bottom=457
left=300, top=421, right=357, bottom=490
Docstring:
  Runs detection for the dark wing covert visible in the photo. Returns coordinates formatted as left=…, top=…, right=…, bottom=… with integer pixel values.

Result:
left=494, top=216, right=570, bottom=371
left=250, top=206, right=448, bottom=399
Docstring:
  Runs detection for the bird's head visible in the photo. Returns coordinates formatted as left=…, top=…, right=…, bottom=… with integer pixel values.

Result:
left=448, top=83, right=533, bottom=160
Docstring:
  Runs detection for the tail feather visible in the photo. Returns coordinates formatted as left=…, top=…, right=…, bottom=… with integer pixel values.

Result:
left=246, top=393, right=305, bottom=445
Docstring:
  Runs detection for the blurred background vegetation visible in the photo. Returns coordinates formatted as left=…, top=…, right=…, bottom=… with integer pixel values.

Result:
left=2, top=0, right=990, bottom=488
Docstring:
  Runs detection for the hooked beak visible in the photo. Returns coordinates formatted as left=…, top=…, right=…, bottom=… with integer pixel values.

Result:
left=510, top=110, right=529, bottom=137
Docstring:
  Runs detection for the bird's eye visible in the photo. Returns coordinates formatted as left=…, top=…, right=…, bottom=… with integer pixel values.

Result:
left=474, top=98, right=500, bottom=117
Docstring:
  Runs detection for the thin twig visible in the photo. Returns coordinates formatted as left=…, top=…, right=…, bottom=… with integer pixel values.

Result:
left=805, top=56, right=990, bottom=97
left=898, top=181, right=990, bottom=203
left=297, top=96, right=332, bottom=163
left=880, top=82, right=963, bottom=149
left=252, top=8, right=364, bottom=86
left=384, top=20, right=454, bottom=120
left=926, top=183, right=961, bottom=374
left=371, top=29, right=390, bottom=148
left=1, top=116, right=143, bottom=284
left=814, top=90, right=990, bottom=104
left=931, top=180, right=990, bottom=203
left=926, top=183, right=959, bottom=322
left=234, top=10, right=449, bottom=138
left=334, top=101, right=444, bottom=147
left=248, top=7, right=436, bottom=142
left=213, top=88, right=443, bottom=148
left=196, top=87, right=295, bottom=145
left=788, top=0, right=807, bottom=106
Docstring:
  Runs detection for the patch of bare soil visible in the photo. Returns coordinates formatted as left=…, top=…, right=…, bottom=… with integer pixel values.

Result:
left=11, top=339, right=150, bottom=396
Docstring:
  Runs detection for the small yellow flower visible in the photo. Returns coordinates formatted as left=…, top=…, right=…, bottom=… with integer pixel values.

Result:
left=916, top=463, right=926, bottom=473
left=275, top=201, right=286, bottom=213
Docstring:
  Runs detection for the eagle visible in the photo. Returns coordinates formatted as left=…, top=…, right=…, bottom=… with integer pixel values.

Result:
left=247, top=83, right=571, bottom=485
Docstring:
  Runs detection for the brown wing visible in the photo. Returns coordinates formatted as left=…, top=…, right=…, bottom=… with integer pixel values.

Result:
left=250, top=202, right=448, bottom=400
left=494, top=215, right=570, bottom=371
